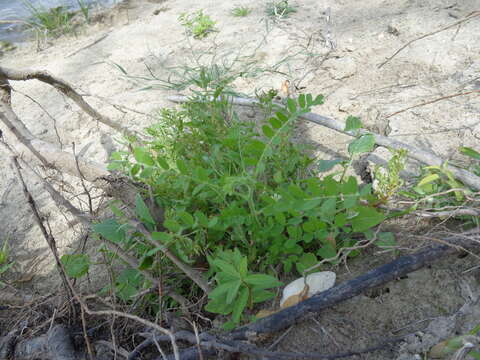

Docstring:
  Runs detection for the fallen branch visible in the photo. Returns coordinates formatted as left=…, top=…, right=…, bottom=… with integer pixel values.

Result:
left=0, top=66, right=135, bottom=137
left=231, top=230, right=480, bottom=340
left=167, top=95, right=480, bottom=191
left=0, top=77, right=109, bottom=182
left=158, top=229, right=480, bottom=359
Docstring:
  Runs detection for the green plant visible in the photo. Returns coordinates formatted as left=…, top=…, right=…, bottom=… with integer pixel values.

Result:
left=205, top=249, right=282, bottom=329
left=373, top=148, right=408, bottom=202
left=76, top=0, right=90, bottom=22
left=231, top=6, right=252, bottom=17
left=0, top=238, right=14, bottom=287
left=399, top=147, right=480, bottom=226
left=21, top=0, right=75, bottom=37
left=80, top=61, right=394, bottom=325
left=266, top=0, right=297, bottom=18
left=178, top=10, right=217, bottom=39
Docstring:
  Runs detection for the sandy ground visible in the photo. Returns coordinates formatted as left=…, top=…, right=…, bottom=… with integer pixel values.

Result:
left=0, top=0, right=479, bottom=358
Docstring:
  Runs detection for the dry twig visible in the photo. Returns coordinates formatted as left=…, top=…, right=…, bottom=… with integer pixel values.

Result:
left=378, top=11, right=480, bottom=68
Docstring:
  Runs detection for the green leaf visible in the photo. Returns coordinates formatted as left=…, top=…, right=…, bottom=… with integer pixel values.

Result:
left=133, top=147, right=154, bottom=166
left=296, top=252, right=318, bottom=274
left=252, top=288, right=275, bottom=303
left=209, top=281, right=237, bottom=300
left=317, top=243, right=337, bottom=260
left=92, top=219, right=125, bottom=243
left=351, top=207, right=385, bottom=232
left=178, top=211, right=195, bottom=227
left=238, top=256, right=248, bottom=278
left=344, top=116, right=362, bottom=132
left=232, top=287, right=249, bottom=323
left=195, top=211, right=209, bottom=227
left=376, top=232, right=397, bottom=248
left=287, top=98, right=297, bottom=113
left=348, top=134, right=376, bottom=155
left=460, top=146, right=480, bottom=160
left=226, top=280, right=242, bottom=304
left=213, top=259, right=239, bottom=278
left=318, top=159, right=342, bottom=172
left=176, top=159, right=189, bottom=175
left=320, top=197, right=336, bottom=215
left=262, top=125, right=275, bottom=138
left=164, top=219, right=181, bottom=233
left=139, top=256, right=154, bottom=270
left=244, top=274, right=282, bottom=288
left=417, top=173, right=440, bottom=187
left=135, top=194, right=155, bottom=225
left=152, top=231, right=172, bottom=244
left=275, top=111, right=288, bottom=123
left=157, top=157, right=170, bottom=170
left=298, top=94, right=306, bottom=108
left=205, top=296, right=233, bottom=315
left=269, top=117, right=282, bottom=129
left=306, top=94, right=313, bottom=105
left=208, top=216, right=219, bottom=228
left=313, top=95, right=324, bottom=105
left=61, top=254, right=90, bottom=278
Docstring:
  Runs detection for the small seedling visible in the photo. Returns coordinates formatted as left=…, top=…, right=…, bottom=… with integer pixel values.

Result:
left=178, top=10, right=217, bottom=39
left=231, top=6, right=252, bottom=17
left=266, top=0, right=297, bottom=18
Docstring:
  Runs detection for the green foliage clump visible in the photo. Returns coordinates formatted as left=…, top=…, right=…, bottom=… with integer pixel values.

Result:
left=373, top=148, right=408, bottom=202
left=401, top=146, right=480, bottom=226
left=266, top=0, right=297, bottom=18
left=59, top=63, right=396, bottom=326
left=21, top=0, right=75, bottom=37
left=179, top=10, right=217, bottom=39
left=231, top=6, right=252, bottom=17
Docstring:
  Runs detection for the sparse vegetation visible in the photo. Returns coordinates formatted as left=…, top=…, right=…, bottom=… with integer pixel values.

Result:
left=0, top=238, right=14, bottom=287
left=266, top=0, right=297, bottom=18
left=21, top=0, right=75, bottom=37
left=231, top=5, right=252, bottom=17
left=178, top=10, right=217, bottom=39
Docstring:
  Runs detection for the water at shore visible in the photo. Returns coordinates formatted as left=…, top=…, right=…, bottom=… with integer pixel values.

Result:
left=0, top=0, right=117, bottom=42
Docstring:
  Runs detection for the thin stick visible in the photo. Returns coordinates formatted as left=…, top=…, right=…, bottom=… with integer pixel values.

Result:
left=378, top=12, right=480, bottom=68
left=11, top=156, right=73, bottom=301
left=385, top=89, right=480, bottom=118
left=66, top=31, right=111, bottom=58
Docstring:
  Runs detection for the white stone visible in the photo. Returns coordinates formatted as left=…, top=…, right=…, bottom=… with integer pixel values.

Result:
left=280, top=271, right=336, bottom=307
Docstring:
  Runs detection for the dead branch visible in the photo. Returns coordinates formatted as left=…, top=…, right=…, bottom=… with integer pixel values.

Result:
left=378, top=11, right=480, bottom=68
left=0, top=77, right=110, bottom=182
left=385, top=89, right=480, bottom=118
left=230, top=230, right=480, bottom=340
left=157, top=229, right=480, bottom=359
left=167, top=95, right=480, bottom=191
left=12, top=156, right=74, bottom=302
left=0, top=66, right=135, bottom=137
